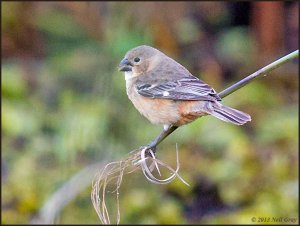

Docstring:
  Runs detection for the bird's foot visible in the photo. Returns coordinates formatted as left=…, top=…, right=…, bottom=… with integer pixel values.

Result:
left=140, top=141, right=157, bottom=157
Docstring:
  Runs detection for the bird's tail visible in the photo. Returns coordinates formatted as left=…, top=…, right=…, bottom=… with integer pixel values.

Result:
left=210, top=103, right=251, bottom=125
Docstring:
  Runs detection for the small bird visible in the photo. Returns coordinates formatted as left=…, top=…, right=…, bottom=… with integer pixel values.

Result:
left=118, top=45, right=251, bottom=133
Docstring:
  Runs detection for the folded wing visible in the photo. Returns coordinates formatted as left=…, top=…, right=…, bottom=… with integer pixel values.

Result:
left=136, top=76, right=221, bottom=101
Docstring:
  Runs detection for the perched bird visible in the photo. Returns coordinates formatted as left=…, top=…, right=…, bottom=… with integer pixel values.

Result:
left=118, top=45, right=251, bottom=133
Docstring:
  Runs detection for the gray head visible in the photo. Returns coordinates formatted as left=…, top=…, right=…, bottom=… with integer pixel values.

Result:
left=118, top=45, right=163, bottom=73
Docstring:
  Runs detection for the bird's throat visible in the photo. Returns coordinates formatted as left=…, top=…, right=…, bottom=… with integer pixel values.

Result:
left=124, top=72, right=134, bottom=80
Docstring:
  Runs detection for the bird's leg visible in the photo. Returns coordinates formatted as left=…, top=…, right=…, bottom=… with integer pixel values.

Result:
left=145, top=125, right=178, bottom=154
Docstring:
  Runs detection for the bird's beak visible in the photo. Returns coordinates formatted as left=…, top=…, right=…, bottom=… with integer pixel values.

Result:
left=118, top=58, right=133, bottom=72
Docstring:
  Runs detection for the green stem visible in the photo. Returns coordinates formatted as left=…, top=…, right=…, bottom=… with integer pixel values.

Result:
left=219, top=50, right=299, bottom=98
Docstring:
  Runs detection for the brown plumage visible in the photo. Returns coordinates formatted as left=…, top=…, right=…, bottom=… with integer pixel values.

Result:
left=119, top=45, right=251, bottom=129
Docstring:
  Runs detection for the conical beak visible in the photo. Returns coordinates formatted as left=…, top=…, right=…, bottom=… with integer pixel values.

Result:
left=118, top=58, right=133, bottom=72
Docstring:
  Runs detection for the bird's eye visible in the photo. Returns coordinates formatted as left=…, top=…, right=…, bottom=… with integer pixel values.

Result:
left=134, top=57, right=140, bottom=63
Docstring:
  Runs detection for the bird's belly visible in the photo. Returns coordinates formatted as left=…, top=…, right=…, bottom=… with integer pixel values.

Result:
left=128, top=90, right=181, bottom=125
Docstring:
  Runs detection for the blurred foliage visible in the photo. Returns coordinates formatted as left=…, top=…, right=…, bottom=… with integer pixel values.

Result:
left=1, top=1, right=298, bottom=224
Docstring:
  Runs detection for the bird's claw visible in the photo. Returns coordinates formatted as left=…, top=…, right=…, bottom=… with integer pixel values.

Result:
left=140, top=144, right=157, bottom=157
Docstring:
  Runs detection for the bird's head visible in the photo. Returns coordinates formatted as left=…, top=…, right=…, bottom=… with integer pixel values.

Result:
left=118, top=45, right=162, bottom=77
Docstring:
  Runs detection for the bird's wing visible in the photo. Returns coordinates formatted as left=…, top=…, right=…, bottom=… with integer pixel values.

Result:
left=136, top=76, right=221, bottom=101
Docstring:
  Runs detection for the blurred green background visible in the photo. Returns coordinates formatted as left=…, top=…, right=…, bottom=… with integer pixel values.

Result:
left=1, top=1, right=298, bottom=224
